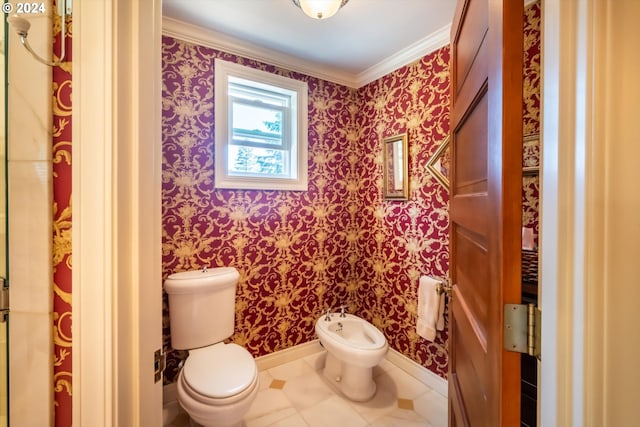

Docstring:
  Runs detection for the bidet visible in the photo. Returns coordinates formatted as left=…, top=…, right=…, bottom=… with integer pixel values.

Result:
left=316, top=312, right=388, bottom=401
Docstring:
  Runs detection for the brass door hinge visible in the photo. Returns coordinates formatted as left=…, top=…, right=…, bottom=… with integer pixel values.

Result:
left=504, top=303, right=541, bottom=360
left=0, top=278, right=8, bottom=323
left=154, top=349, right=165, bottom=383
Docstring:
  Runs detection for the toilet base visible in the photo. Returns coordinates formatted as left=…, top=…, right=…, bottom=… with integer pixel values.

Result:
left=322, top=352, right=377, bottom=402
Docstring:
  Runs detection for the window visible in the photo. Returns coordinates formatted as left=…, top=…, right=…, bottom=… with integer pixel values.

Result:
left=214, top=59, right=308, bottom=190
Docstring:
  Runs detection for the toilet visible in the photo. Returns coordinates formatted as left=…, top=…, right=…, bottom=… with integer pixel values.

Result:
left=165, top=267, right=258, bottom=427
left=315, top=311, right=388, bottom=401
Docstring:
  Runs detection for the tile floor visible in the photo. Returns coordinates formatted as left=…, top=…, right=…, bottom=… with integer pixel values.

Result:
left=164, top=350, right=447, bottom=427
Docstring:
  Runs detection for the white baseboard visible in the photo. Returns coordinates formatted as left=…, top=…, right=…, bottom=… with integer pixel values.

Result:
left=255, top=340, right=325, bottom=371
left=163, top=382, right=178, bottom=405
left=163, top=340, right=448, bottom=403
left=385, top=347, right=448, bottom=398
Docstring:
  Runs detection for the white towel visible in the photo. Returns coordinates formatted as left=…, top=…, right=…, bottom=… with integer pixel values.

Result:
left=416, top=276, right=446, bottom=341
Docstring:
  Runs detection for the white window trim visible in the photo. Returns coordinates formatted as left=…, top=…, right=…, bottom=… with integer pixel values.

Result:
left=214, top=59, right=308, bottom=191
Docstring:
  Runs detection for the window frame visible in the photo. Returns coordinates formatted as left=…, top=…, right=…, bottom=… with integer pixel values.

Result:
left=214, top=59, right=308, bottom=191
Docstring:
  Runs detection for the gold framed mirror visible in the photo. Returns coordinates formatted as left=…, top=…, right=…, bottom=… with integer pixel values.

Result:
left=426, top=136, right=450, bottom=189
left=383, top=133, right=409, bottom=200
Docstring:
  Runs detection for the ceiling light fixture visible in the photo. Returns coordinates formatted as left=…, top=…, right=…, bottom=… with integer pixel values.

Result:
left=292, top=0, right=350, bottom=20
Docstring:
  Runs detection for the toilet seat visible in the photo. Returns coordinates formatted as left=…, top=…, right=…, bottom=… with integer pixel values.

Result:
left=181, top=343, right=258, bottom=406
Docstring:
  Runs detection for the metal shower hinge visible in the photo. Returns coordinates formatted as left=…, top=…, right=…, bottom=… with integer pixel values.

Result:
left=58, top=0, right=72, bottom=16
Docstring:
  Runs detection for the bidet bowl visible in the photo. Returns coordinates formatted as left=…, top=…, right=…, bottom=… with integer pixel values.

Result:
left=315, top=313, right=388, bottom=368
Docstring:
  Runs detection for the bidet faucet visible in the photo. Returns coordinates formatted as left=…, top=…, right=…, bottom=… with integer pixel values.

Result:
left=340, top=305, right=346, bottom=318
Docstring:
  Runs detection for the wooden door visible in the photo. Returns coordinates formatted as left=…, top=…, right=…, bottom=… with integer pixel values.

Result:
left=448, top=0, right=523, bottom=426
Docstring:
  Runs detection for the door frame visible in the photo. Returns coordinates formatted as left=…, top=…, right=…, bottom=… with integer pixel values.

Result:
left=72, top=0, right=162, bottom=425
left=538, top=0, right=633, bottom=425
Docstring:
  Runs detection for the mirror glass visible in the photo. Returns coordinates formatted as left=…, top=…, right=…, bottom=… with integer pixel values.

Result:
left=383, top=133, right=408, bottom=200
left=426, top=136, right=450, bottom=189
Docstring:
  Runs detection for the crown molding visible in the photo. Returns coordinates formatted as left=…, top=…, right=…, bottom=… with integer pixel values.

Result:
left=355, top=24, right=451, bottom=87
left=162, top=16, right=450, bottom=89
left=162, top=17, right=358, bottom=87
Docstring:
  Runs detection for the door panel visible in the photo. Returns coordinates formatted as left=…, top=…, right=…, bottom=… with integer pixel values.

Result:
left=455, top=232, right=489, bottom=333
left=455, top=93, right=488, bottom=191
left=449, top=0, right=523, bottom=426
left=452, top=297, right=489, bottom=423
left=454, top=0, right=488, bottom=96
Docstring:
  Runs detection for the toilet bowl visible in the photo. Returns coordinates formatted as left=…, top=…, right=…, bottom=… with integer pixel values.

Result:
left=165, top=267, right=258, bottom=427
left=176, top=343, right=258, bottom=427
left=315, top=312, right=388, bottom=401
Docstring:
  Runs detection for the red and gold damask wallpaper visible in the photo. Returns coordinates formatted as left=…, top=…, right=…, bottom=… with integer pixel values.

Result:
left=523, top=2, right=541, bottom=138
left=161, top=38, right=451, bottom=381
left=523, top=1, right=541, bottom=247
left=52, top=5, right=73, bottom=427
left=355, top=52, right=451, bottom=374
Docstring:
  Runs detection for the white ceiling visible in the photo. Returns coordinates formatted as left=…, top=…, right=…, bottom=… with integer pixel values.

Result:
left=162, top=0, right=457, bottom=87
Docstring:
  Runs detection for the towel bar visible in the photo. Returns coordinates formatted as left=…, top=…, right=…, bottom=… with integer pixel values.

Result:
left=435, top=279, right=453, bottom=298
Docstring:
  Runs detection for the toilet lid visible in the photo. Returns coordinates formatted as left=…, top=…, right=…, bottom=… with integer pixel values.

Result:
left=182, top=344, right=257, bottom=399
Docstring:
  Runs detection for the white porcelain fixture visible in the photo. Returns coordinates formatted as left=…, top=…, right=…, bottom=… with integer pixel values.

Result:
left=315, top=312, right=388, bottom=401
left=165, top=267, right=258, bottom=427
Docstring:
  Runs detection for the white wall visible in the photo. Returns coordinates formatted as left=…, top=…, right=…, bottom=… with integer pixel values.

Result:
left=599, top=1, right=640, bottom=424
left=7, top=1, right=54, bottom=426
left=72, top=0, right=163, bottom=425
left=541, top=0, right=640, bottom=426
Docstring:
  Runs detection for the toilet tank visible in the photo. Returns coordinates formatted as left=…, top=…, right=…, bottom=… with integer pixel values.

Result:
left=165, top=267, right=240, bottom=350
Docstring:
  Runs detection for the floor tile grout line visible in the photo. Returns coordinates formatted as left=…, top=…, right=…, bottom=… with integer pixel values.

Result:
left=266, top=356, right=433, bottom=427
left=164, top=349, right=447, bottom=427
